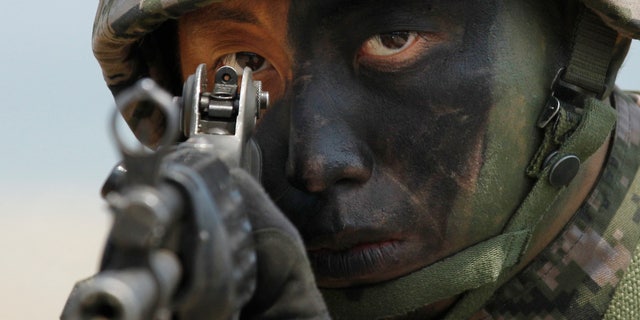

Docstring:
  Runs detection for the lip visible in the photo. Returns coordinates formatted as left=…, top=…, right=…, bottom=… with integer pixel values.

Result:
left=273, top=183, right=434, bottom=287
left=305, top=230, right=407, bottom=287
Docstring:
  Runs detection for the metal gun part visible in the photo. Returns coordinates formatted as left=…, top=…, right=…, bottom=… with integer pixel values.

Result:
left=62, top=65, right=268, bottom=320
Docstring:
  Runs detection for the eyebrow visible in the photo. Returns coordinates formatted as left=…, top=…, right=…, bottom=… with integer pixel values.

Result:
left=205, top=7, right=259, bottom=25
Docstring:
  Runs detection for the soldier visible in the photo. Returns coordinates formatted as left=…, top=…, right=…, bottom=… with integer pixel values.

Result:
left=91, top=0, right=640, bottom=318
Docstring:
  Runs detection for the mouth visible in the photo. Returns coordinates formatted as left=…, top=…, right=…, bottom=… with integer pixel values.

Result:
left=273, top=181, right=443, bottom=288
left=306, top=233, right=407, bottom=288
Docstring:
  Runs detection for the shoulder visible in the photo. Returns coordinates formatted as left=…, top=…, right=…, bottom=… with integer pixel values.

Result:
left=622, top=90, right=640, bottom=106
left=628, top=91, right=640, bottom=106
left=612, top=89, right=640, bottom=112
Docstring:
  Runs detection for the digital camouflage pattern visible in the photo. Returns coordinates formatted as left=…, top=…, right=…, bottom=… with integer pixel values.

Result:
left=473, top=91, right=640, bottom=319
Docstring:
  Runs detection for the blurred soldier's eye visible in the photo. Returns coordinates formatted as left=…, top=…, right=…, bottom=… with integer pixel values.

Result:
left=218, top=52, right=272, bottom=74
left=361, top=31, right=418, bottom=56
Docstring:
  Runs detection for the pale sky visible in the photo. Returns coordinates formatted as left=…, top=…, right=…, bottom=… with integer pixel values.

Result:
left=0, top=1, right=637, bottom=319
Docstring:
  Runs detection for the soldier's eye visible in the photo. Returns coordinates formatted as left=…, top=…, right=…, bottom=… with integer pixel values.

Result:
left=217, top=52, right=272, bottom=74
left=357, top=31, right=438, bottom=71
left=360, top=31, right=418, bottom=56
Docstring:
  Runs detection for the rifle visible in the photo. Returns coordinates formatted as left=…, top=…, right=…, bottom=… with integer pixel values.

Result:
left=61, top=64, right=269, bottom=320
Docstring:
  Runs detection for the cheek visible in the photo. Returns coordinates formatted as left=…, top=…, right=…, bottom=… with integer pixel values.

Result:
left=444, top=7, right=562, bottom=248
left=365, top=61, right=493, bottom=181
left=354, top=43, right=497, bottom=254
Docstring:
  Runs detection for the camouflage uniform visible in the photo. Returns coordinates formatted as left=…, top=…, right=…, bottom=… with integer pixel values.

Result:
left=477, top=92, right=640, bottom=319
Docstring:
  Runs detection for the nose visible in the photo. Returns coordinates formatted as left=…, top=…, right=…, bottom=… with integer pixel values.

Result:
left=286, top=75, right=373, bottom=193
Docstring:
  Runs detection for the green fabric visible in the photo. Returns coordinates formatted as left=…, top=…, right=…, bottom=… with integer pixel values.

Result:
left=582, top=0, right=640, bottom=38
left=480, top=91, right=640, bottom=319
left=230, top=168, right=330, bottom=319
left=559, top=98, right=616, bottom=160
left=446, top=97, right=617, bottom=319
left=241, top=229, right=330, bottom=320
left=527, top=105, right=582, bottom=178
left=320, top=231, right=528, bottom=320
left=604, top=242, right=640, bottom=319
left=565, top=8, right=619, bottom=97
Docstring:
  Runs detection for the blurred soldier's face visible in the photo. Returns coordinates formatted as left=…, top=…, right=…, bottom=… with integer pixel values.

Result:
left=179, top=0, right=562, bottom=288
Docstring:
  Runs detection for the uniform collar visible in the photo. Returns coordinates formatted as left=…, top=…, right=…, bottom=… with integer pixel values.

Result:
left=479, top=91, right=640, bottom=319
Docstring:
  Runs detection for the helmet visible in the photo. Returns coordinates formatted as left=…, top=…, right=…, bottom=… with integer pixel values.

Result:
left=92, top=0, right=639, bottom=98
left=582, top=0, right=640, bottom=38
left=92, top=0, right=221, bottom=97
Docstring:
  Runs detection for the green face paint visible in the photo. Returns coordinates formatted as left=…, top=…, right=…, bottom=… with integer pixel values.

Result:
left=298, top=1, right=617, bottom=318
left=446, top=0, right=565, bottom=252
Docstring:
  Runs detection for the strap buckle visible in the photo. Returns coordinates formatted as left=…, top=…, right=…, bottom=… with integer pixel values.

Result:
left=537, top=95, right=561, bottom=129
left=537, top=68, right=594, bottom=129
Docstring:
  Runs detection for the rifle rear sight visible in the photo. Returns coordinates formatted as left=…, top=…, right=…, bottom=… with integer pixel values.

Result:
left=61, top=65, right=268, bottom=320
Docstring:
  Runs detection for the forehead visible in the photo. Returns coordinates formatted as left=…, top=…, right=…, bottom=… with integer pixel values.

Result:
left=290, top=0, right=476, bottom=12
left=181, top=0, right=289, bottom=33
left=183, top=0, right=494, bottom=30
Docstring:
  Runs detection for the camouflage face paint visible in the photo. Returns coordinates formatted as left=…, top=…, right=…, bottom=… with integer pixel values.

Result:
left=446, top=1, right=571, bottom=251
left=177, top=0, right=620, bottom=316
left=254, top=0, right=581, bottom=290
left=256, top=0, right=500, bottom=288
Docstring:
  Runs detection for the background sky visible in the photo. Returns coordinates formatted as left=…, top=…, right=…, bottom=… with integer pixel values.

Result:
left=0, top=2, right=638, bottom=319
left=0, top=2, right=115, bottom=319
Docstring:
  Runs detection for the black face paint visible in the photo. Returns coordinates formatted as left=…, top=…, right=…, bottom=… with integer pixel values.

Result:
left=255, top=0, right=499, bottom=288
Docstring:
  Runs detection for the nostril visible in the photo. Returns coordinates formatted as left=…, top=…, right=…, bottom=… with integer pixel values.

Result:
left=301, top=157, right=330, bottom=193
left=341, top=165, right=372, bottom=183
left=286, top=156, right=329, bottom=193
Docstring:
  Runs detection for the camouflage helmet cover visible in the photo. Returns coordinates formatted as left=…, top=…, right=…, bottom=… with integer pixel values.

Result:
left=582, top=0, right=640, bottom=38
left=92, top=0, right=222, bottom=96
left=93, top=0, right=640, bottom=97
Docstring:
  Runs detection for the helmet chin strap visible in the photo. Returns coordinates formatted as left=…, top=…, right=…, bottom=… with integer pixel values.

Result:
left=320, top=7, right=618, bottom=320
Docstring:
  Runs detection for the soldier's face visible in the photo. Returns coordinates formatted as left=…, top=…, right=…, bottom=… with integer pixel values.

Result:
left=179, top=0, right=560, bottom=288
